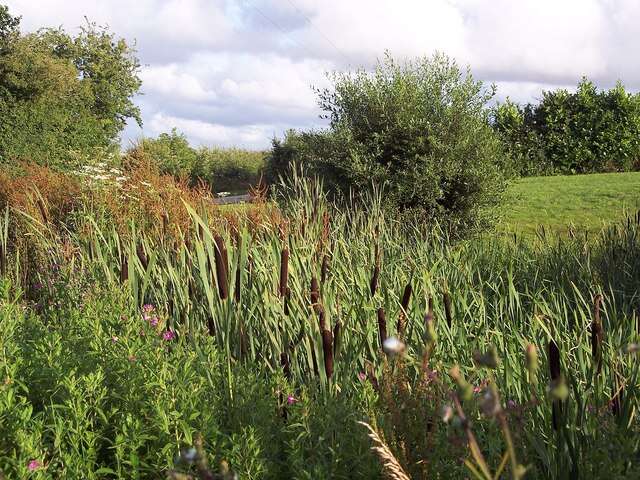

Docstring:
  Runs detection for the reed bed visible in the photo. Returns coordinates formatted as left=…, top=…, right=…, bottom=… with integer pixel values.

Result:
left=1, top=173, right=640, bottom=478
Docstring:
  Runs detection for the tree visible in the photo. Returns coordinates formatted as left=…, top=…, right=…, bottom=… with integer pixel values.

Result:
left=269, top=52, right=510, bottom=234
left=0, top=5, right=141, bottom=168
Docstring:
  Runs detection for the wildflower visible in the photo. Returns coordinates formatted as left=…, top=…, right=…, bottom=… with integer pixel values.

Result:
left=27, top=460, right=42, bottom=471
left=507, top=399, right=517, bottom=409
left=441, top=404, right=454, bottom=423
left=142, top=304, right=155, bottom=313
left=358, top=372, right=367, bottom=381
left=382, top=337, right=405, bottom=356
left=181, top=447, right=198, bottom=463
left=149, top=316, right=159, bottom=328
left=163, top=330, right=176, bottom=341
left=287, top=395, right=297, bottom=405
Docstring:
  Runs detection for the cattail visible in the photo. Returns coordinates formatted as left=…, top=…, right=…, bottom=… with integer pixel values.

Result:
left=333, top=319, right=342, bottom=356
left=548, top=340, right=561, bottom=381
left=377, top=307, right=387, bottom=348
left=591, top=294, right=603, bottom=374
left=400, top=282, right=412, bottom=313
left=280, top=352, right=291, bottom=380
left=443, top=291, right=453, bottom=328
left=120, top=253, right=128, bottom=283
left=234, top=261, right=241, bottom=304
left=284, top=287, right=291, bottom=316
left=370, top=244, right=380, bottom=296
left=548, top=340, right=562, bottom=430
left=321, top=253, right=330, bottom=284
left=162, top=211, right=169, bottom=238
left=311, top=276, right=321, bottom=313
left=213, top=234, right=229, bottom=300
left=321, top=328, right=334, bottom=379
left=318, top=304, right=327, bottom=331
left=424, top=311, right=437, bottom=345
left=370, top=265, right=380, bottom=297
left=279, top=247, right=289, bottom=298
left=136, top=243, right=148, bottom=270
left=525, top=344, right=538, bottom=385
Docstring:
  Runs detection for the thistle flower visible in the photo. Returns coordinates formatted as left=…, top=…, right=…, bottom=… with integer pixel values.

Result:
left=424, top=312, right=437, bottom=345
left=449, top=365, right=473, bottom=401
left=27, top=460, right=42, bottom=471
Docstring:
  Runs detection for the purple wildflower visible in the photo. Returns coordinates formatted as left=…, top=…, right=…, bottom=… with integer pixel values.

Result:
left=142, top=304, right=155, bottom=313
left=27, top=460, right=42, bottom=471
left=162, top=330, right=176, bottom=341
left=286, top=395, right=297, bottom=405
left=357, top=372, right=367, bottom=381
left=149, top=316, right=159, bottom=328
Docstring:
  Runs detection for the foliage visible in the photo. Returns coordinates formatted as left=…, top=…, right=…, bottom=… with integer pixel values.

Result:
left=130, top=130, right=266, bottom=195
left=493, top=79, right=640, bottom=175
left=0, top=5, right=141, bottom=169
left=1, top=174, right=640, bottom=478
left=267, top=52, right=510, bottom=235
left=501, top=171, right=640, bottom=235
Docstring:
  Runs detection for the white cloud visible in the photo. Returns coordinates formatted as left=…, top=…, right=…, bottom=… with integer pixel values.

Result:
left=5, top=0, right=640, bottom=149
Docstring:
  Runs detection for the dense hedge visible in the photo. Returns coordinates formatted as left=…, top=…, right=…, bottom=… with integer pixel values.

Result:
left=492, top=79, right=640, bottom=176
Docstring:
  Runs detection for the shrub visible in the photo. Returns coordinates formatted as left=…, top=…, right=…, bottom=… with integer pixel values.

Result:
left=266, top=52, right=510, bottom=235
left=493, top=79, right=640, bottom=175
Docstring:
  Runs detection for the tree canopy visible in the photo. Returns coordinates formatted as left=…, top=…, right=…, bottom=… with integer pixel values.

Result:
left=0, top=4, right=141, bottom=169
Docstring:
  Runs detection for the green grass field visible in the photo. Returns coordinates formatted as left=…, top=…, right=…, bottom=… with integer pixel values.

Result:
left=500, top=171, right=640, bottom=234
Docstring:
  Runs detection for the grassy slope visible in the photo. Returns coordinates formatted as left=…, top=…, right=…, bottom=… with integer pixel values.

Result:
left=500, top=171, right=640, bottom=234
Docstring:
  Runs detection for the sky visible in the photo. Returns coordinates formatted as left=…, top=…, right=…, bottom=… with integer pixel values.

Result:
left=5, top=0, right=640, bottom=150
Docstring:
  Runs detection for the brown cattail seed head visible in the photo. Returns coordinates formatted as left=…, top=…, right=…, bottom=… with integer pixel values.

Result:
left=443, top=291, right=453, bottom=328
left=548, top=340, right=561, bottom=381
left=213, top=234, right=229, bottom=300
left=377, top=307, right=387, bottom=348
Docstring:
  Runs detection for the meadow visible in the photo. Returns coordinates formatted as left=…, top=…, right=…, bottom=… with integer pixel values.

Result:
left=501, top=171, right=640, bottom=235
left=1, top=166, right=640, bottom=479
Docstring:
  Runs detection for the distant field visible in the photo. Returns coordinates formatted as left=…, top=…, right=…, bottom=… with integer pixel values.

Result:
left=500, top=171, right=640, bottom=234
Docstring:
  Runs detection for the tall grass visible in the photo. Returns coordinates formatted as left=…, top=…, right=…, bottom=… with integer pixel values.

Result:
left=1, top=173, right=640, bottom=478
